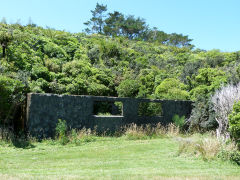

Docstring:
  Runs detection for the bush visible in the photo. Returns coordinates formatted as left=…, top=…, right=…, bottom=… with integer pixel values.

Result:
left=219, top=149, right=240, bottom=165
left=117, top=79, right=140, bottom=97
left=229, top=151, right=240, bottom=165
left=177, top=133, right=239, bottom=162
left=155, top=78, right=189, bottom=100
left=228, top=101, right=240, bottom=148
left=190, top=68, right=228, bottom=101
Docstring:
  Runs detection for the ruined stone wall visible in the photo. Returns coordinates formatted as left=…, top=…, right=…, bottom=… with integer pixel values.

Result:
left=26, top=93, right=192, bottom=138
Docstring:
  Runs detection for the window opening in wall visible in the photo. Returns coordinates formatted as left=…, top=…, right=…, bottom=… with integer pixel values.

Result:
left=138, top=102, right=162, bottom=116
left=93, top=101, right=123, bottom=116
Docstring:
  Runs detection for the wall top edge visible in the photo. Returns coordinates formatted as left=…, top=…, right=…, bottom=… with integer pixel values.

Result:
left=27, top=93, right=193, bottom=103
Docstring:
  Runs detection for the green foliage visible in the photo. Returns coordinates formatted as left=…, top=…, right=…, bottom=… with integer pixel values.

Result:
left=219, top=149, right=240, bottom=165
left=31, top=65, right=52, bottom=81
left=55, top=120, right=97, bottom=146
left=1, top=21, right=240, bottom=134
left=155, top=78, right=189, bottom=100
left=84, top=3, right=107, bottom=34
left=104, top=11, right=124, bottom=37
left=229, top=101, right=240, bottom=147
left=190, top=68, right=227, bottom=100
left=70, top=129, right=80, bottom=145
left=138, top=102, right=162, bottom=116
left=0, top=75, right=25, bottom=123
left=117, top=79, right=140, bottom=97
left=172, top=115, right=185, bottom=129
left=84, top=3, right=193, bottom=47
left=189, top=97, right=217, bottom=132
left=55, top=119, right=68, bottom=145
left=188, top=68, right=228, bottom=132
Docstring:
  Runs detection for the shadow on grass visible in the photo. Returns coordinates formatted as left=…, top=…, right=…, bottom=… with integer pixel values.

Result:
left=1, top=126, right=35, bottom=149
left=3, top=132, right=36, bottom=149
left=11, top=138, right=36, bottom=149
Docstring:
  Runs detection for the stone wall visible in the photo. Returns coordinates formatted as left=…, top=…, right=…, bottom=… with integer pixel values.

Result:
left=26, top=93, right=193, bottom=138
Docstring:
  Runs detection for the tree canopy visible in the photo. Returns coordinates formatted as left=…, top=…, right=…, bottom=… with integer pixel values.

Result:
left=84, top=3, right=193, bottom=48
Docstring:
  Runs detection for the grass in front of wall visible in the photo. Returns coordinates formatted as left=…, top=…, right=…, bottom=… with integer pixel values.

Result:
left=0, top=134, right=240, bottom=180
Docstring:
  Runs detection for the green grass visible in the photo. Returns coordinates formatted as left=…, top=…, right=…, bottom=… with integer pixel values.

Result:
left=0, top=137, right=239, bottom=180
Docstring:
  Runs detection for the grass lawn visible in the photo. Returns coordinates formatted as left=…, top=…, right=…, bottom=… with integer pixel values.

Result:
left=0, top=137, right=239, bottom=180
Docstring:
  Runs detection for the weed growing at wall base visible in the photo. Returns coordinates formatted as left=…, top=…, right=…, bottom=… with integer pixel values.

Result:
left=55, top=119, right=68, bottom=145
left=172, top=114, right=185, bottom=130
left=69, top=128, right=97, bottom=145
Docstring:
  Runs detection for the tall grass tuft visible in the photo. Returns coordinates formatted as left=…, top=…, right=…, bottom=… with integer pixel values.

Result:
left=166, top=123, right=180, bottom=137
left=124, top=123, right=179, bottom=140
left=69, top=127, right=97, bottom=145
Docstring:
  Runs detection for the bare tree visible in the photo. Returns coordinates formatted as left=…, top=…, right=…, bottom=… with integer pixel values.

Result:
left=211, top=83, right=240, bottom=140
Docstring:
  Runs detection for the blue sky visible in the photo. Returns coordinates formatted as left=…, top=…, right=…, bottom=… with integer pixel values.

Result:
left=0, top=0, right=240, bottom=52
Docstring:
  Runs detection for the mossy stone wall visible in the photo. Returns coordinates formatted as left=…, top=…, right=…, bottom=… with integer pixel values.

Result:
left=26, top=93, right=192, bottom=138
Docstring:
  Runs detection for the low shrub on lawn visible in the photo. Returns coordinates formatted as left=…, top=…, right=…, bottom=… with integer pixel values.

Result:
left=177, top=133, right=240, bottom=165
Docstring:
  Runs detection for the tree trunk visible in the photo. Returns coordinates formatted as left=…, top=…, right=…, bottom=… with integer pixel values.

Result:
left=2, top=45, right=6, bottom=58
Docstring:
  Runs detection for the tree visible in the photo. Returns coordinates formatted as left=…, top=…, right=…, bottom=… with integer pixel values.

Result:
left=167, top=33, right=193, bottom=48
left=84, top=3, right=107, bottom=34
left=121, top=15, right=147, bottom=39
left=142, top=27, right=168, bottom=43
left=104, top=11, right=124, bottom=37
left=1, top=17, right=7, bottom=24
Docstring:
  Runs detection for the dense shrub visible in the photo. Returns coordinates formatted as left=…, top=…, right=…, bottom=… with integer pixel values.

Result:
left=0, top=75, right=25, bottom=124
left=116, top=79, right=140, bottom=97
left=155, top=78, right=189, bottom=100
left=190, top=68, right=228, bottom=100
left=188, top=96, right=217, bottom=132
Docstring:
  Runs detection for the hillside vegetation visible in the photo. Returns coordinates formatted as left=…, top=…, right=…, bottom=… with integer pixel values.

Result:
left=1, top=3, right=240, bottom=137
left=1, top=21, right=240, bottom=130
